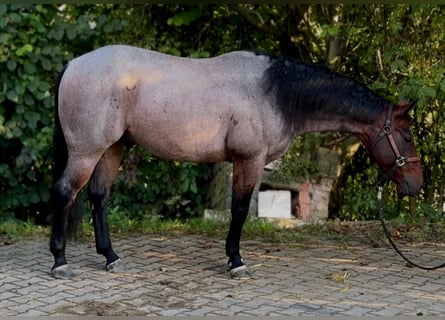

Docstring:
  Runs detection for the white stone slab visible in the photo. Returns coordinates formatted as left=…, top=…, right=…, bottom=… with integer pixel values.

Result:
left=258, top=190, right=291, bottom=218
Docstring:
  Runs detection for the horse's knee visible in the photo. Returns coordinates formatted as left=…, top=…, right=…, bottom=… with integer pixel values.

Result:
left=87, top=184, right=108, bottom=208
left=52, top=178, right=75, bottom=208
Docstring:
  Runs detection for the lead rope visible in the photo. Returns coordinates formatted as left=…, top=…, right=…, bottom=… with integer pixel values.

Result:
left=377, top=185, right=445, bottom=270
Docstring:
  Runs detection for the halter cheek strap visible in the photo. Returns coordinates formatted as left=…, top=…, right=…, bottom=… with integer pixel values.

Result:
left=371, top=105, right=420, bottom=180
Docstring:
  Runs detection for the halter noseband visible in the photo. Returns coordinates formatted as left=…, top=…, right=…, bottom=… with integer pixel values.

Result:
left=371, top=104, right=420, bottom=180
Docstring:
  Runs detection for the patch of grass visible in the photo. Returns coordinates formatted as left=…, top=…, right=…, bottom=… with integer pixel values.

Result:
left=0, top=217, right=49, bottom=245
left=103, top=213, right=280, bottom=240
left=2, top=208, right=445, bottom=249
left=76, top=212, right=312, bottom=246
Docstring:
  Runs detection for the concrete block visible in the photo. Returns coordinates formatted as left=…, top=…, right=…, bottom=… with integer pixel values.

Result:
left=258, top=190, right=291, bottom=218
left=203, top=209, right=231, bottom=222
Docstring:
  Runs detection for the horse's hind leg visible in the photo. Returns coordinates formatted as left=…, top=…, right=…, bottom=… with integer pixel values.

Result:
left=50, top=155, right=102, bottom=279
left=226, top=157, right=265, bottom=279
left=87, top=141, right=124, bottom=272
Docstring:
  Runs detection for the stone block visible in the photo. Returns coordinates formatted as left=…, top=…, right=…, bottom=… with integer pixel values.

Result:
left=203, top=209, right=231, bottom=222
left=258, top=190, right=291, bottom=218
left=309, top=178, right=333, bottom=222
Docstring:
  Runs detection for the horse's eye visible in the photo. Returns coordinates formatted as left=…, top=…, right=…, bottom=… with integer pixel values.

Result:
left=404, top=135, right=412, bottom=143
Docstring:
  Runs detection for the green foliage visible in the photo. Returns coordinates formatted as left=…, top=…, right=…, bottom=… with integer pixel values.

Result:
left=0, top=4, right=125, bottom=222
left=0, top=5, right=63, bottom=221
left=0, top=214, right=47, bottom=243
left=335, top=148, right=381, bottom=221
left=334, top=5, right=445, bottom=220
left=167, top=6, right=203, bottom=27
left=259, top=5, right=444, bottom=221
left=109, top=147, right=211, bottom=220
left=0, top=4, right=443, bottom=225
left=273, top=133, right=331, bottom=184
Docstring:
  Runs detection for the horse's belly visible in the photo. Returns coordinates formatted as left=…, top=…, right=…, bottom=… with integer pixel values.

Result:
left=126, top=120, right=229, bottom=163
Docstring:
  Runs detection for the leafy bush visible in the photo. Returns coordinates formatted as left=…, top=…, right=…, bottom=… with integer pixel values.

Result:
left=109, top=147, right=212, bottom=220
left=272, top=133, right=330, bottom=184
left=1, top=4, right=443, bottom=225
left=0, top=4, right=125, bottom=223
left=0, top=5, right=64, bottom=222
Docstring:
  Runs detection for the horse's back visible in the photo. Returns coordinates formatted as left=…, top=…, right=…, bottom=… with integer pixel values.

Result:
left=58, top=45, right=288, bottom=163
left=67, top=44, right=265, bottom=80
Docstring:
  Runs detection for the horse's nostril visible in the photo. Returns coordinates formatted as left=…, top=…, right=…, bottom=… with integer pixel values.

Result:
left=402, top=176, right=422, bottom=197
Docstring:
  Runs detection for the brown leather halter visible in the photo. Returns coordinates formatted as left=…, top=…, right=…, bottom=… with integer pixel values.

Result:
left=373, top=106, right=445, bottom=270
left=371, top=104, right=420, bottom=180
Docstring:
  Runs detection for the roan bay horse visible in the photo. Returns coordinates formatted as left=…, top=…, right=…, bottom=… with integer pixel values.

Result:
left=50, top=45, right=423, bottom=279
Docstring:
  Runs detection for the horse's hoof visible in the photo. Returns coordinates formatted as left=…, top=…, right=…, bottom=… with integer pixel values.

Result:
left=51, top=264, right=73, bottom=279
left=230, top=265, right=252, bottom=279
left=106, top=258, right=124, bottom=273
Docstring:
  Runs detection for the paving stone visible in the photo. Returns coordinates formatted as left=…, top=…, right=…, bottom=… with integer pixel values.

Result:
left=15, top=309, right=49, bottom=316
left=1, top=234, right=445, bottom=315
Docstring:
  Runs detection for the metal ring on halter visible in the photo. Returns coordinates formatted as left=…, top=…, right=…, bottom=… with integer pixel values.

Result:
left=395, top=156, right=407, bottom=167
left=383, top=126, right=391, bottom=134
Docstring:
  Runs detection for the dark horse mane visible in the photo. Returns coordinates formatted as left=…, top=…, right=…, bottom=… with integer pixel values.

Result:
left=261, top=55, right=388, bottom=132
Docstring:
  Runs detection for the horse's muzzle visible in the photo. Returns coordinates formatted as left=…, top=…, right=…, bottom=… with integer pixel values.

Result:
left=397, top=175, right=423, bottom=198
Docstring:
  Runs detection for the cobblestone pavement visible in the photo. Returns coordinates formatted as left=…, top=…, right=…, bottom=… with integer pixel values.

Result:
left=1, top=233, right=444, bottom=316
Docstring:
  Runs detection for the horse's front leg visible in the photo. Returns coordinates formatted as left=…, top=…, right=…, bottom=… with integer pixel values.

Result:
left=226, top=190, right=254, bottom=279
left=226, top=157, right=264, bottom=279
left=87, top=142, right=124, bottom=272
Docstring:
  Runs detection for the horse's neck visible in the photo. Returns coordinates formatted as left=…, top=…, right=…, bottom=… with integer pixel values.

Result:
left=295, top=115, right=377, bottom=145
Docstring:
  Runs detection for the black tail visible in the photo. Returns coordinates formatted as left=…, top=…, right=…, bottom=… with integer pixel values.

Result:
left=52, top=65, right=84, bottom=239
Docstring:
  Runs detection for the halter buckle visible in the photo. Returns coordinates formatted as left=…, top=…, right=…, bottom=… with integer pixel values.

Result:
left=395, top=156, right=407, bottom=167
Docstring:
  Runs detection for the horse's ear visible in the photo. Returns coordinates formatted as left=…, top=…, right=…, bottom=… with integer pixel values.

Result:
left=395, top=99, right=417, bottom=115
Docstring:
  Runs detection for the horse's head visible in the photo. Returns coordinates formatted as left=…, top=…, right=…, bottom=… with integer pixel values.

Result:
left=368, top=100, right=423, bottom=197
